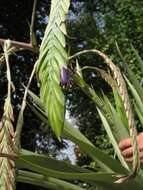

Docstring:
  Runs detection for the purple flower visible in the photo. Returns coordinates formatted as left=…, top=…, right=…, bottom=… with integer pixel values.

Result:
left=60, top=67, right=70, bottom=87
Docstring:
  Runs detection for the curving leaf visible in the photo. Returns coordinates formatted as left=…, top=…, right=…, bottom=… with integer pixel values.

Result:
left=16, top=149, right=90, bottom=173
left=15, top=151, right=143, bottom=190
left=36, top=0, right=70, bottom=138
left=131, top=44, right=143, bottom=74
left=97, top=107, right=129, bottom=170
left=17, top=170, right=86, bottom=190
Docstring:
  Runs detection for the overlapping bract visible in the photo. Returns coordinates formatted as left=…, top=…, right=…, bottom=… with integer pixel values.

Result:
left=0, top=99, right=15, bottom=190
left=36, top=0, right=70, bottom=138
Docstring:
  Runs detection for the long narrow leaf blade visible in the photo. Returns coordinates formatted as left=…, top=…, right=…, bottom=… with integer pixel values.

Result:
left=97, top=108, right=129, bottom=170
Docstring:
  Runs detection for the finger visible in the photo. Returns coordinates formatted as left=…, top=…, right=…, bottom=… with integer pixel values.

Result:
left=141, top=159, right=143, bottom=164
left=122, top=147, right=143, bottom=158
left=122, top=147, right=133, bottom=158
left=140, top=151, right=143, bottom=159
left=125, top=151, right=143, bottom=164
left=119, top=138, right=132, bottom=151
left=126, top=158, right=143, bottom=164
left=125, top=157, right=132, bottom=163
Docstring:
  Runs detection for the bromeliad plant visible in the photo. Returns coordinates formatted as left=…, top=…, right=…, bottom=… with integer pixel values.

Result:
left=1, top=0, right=143, bottom=189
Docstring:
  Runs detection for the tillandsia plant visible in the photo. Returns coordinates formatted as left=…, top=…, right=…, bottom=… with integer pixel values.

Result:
left=1, top=0, right=143, bottom=190
left=69, top=49, right=140, bottom=183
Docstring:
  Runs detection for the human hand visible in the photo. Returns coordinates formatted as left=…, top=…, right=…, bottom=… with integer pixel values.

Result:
left=119, top=132, right=143, bottom=164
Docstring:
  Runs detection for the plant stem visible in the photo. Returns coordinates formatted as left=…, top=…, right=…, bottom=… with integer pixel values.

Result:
left=4, top=41, right=12, bottom=98
left=14, top=61, right=38, bottom=152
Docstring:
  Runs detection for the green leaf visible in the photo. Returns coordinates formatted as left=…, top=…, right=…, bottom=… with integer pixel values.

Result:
left=63, top=121, right=126, bottom=174
left=17, top=149, right=90, bottom=173
left=76, top=59, right=83, bottom=78
left=125, top=76, right=143, bottom=117
left=15, top=150, right=143, bottom=190
left=113, top=90, right=128, bottom=129
left=28, top=98, right=126, bottom=173
left=16, top=150, right=117, bottom=183
left=97, top=107, right=129, bottom=170
left=102, top=93, right=129, bottom=141
left=26, top=90, right=143, bottom=189
left=131, top=44, right=143, bottom=74
left=27, top=83, right=128, bottom=174
left=116, top=42, right=143, bottom=103
left=134, top=102, right=143, bottom=126
left=124, top=64, right=143, bottom=103
left=17, top=170, right=86, bottom=190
